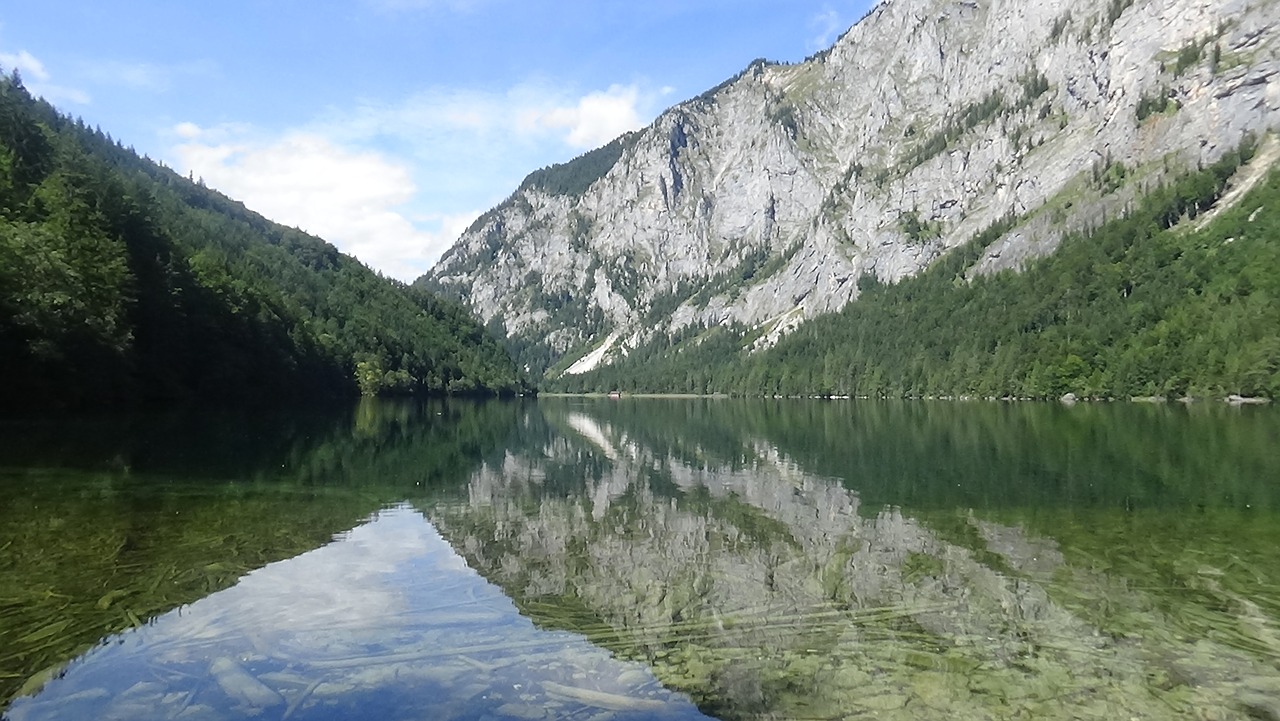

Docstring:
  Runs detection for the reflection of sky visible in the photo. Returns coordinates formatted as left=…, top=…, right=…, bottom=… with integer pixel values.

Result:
left=8, top=505, right=712, bottom=721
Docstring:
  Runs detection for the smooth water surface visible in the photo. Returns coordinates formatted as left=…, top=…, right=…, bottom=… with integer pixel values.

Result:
left=2, top=398, right=1279, bottom=720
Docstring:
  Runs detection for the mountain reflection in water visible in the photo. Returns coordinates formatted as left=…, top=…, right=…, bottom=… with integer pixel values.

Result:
left=428, top=402, right=1280, bottom=721
left=4, top=398, right=1279, bottom=721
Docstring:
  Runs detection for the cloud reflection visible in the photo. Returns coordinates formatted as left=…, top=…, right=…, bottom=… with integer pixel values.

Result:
left=9, top=506, right=712, bottom=721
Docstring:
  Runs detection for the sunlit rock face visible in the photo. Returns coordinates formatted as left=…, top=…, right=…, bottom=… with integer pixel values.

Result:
left=428, top=407, right=1280, bottom=720
left=422, top=0, right=1280, bottom=375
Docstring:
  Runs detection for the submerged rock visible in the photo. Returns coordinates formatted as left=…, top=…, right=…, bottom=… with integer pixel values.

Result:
left=208, top=657, right=283, bottom=709
left=1227, top=395, right=1272, bottom=405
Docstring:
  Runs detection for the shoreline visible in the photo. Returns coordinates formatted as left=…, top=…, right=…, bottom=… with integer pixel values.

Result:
left=534, top=392, right=1272, bottom=404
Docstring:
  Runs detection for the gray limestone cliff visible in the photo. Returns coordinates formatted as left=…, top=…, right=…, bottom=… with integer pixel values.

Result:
left=420, top=0, right=1280, bottom=377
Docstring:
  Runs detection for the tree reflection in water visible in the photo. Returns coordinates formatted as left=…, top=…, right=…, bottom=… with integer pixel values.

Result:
left=429, top=400, right=1280, bottom=721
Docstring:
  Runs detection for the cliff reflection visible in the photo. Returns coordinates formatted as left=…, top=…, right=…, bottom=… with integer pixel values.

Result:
left=428, top=400, right=1280, bottom=721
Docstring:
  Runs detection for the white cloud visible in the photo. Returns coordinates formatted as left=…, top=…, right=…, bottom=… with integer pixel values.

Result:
left=0, top=48, right=90, bottom=105
left=172, top=125, right=459, bottom=281
left=173, top=121, right=202, bottom=139
left=809, top=8, right=846, bottom=52
left=1, top=43, right=213, bottom=107
left=324, top=80, right=655, bottom=151
left=525, top=84, right=645, bottom=149
left=0, top=49, right=49, bottom=81
left=167, top=81, right=664, bottom=280
left=29, top=82, right=91, bottom=105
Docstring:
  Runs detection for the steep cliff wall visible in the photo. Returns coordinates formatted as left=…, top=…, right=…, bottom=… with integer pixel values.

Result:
left=422, top=0, right=1280, bottom=377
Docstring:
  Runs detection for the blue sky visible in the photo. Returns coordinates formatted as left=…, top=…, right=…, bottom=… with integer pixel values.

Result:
left=1, top=0, right=873, bottom=280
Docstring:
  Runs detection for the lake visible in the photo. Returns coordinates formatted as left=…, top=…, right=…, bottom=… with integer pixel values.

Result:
left=2, top=398, right=1278, bottom=720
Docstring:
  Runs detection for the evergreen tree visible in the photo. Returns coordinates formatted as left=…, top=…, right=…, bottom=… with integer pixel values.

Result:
left=0, top=72, right=531, bottom=409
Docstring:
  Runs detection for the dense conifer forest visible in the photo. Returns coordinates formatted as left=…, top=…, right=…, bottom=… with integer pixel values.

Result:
left=554, top=140, right=1280, bottom=400
left=0, top=71, right=530, bottom=409
left=5, top=61, right=1276, bottom=406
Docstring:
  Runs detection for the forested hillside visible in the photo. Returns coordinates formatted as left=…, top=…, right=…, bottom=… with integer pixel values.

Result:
left=0, top=71, right=529, bottom=409
left=422, top=0, right=1280, bottom=381
left=554, top=141, right=1280, bottom=400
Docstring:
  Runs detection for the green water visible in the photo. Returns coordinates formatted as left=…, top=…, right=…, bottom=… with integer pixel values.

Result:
left=2, top=399, right=1278, bottom=720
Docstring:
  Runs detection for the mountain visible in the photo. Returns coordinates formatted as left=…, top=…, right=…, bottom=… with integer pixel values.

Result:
left=0, top=72, right=531, bottom=409
left=554, top=144, right=1280, bottom=399
left=420, top=0, right=1280, bottom=384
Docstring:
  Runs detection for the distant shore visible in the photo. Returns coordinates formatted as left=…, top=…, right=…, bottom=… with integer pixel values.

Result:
left=534, top=392, right=1270, bottom=404
left=537, top=392, right=733, bottom=399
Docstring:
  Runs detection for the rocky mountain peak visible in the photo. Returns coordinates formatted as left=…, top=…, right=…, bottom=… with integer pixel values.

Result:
left=420, top=0, right=1279, bottom=378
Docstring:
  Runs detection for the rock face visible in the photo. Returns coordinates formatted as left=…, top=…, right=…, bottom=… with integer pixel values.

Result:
left=421, top=0, right=1280, bottom=377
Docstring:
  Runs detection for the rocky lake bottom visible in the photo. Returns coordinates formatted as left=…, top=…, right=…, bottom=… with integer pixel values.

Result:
left=2, top=398, right=1278, bottom=720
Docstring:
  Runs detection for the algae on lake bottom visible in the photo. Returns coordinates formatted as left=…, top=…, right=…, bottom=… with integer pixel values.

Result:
left=4, top=398, right=1279, bottom=720
left=423, top=401, right=1280, bottom=720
